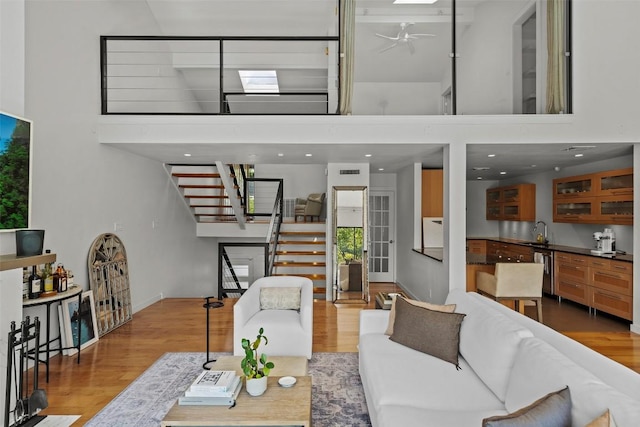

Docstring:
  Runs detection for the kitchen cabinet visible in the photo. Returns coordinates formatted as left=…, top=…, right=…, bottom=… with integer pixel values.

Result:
left=485, top=184, right=536, bottom=221
left=467, top=240, right=486, bottom=254
left=553, top=167, right=633, bottom=225
left=555, top=251, right=633, bottom=320
left=422, top=169, right=443, bottom=217
left=486, top=241, right=533, bottom=262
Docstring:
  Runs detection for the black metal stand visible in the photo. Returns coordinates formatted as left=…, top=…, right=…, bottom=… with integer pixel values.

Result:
left=203, top=296, right=224, bottom=370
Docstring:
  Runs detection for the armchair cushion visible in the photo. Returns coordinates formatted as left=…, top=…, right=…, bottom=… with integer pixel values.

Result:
left=260, top=287, right=301, bottom=310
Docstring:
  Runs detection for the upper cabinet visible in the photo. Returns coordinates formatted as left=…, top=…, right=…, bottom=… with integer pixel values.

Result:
left=553, top=167, right=633, bottom=225
left=486, top=184, right=536, bottom=221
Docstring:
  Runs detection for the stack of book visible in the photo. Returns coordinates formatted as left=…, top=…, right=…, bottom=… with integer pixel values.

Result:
left=178, top=370, right=242, bottom=406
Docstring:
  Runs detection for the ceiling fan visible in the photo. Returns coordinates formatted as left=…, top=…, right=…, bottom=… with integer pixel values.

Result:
left=375, top=22, right=435, bottom=54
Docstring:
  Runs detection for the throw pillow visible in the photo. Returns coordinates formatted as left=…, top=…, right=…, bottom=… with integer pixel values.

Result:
left=482, top=387, right=571, bottom=427
left=389, top=295, right=465, bottom=367
left=259, top=287, right=301, bottom=310
left=586, top=409, right=617, bottom=427
left=384, top=295, right=456, bottom=335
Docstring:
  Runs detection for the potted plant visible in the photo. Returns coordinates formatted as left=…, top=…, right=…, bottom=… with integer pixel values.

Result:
left=240, top=327, right=275, bottom=396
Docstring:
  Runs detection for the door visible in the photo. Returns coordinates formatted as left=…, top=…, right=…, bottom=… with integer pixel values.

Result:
left=369, top=191, right=395, bottom=283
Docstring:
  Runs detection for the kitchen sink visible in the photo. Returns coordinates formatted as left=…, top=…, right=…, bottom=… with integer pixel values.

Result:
left=522, top=241, right=550, bottom=247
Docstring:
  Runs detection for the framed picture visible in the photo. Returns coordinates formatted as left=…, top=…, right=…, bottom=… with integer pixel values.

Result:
left=61, top=291, right=99, bottom=355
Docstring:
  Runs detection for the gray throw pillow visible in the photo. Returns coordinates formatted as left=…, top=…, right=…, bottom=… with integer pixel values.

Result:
left=482, top=386, right=572, bottom=427
left=389, top=295, right=466, bottom=368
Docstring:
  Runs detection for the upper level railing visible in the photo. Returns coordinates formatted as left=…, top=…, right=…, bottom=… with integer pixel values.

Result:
left=100, top=36, right=340, bottom=115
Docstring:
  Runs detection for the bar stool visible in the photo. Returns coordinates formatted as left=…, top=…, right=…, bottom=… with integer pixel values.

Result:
left=203, top=296, right=224, bottom=369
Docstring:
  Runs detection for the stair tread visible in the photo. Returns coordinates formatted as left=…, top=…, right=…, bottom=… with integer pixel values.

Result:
left=278, top=240, right=326, bottom=245
left=188, top=195, right=231, bottom=199
left=279, top=231, right=325, bottom=236
left=172, top=173, right=221, bottom=178
left=179, top=184, right=226, bottom=189
left=276, top=251, right=326, bottom=256
left=274, top=261, right=326, bottom=267
left=191, top=205, right=233, bottom=208
left=271, top=273, right=326, bottom=280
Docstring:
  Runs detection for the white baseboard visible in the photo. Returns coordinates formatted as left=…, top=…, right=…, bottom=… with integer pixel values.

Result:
left=630, top=323, right=640, bottom=335
left=133, top=293, right=163, bottom=314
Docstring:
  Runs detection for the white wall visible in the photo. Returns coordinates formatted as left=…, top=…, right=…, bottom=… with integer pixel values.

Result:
left=353, top=82, right=442, bottom=115
left=19, top=0, right=218, bottom=311
left=395, top=164, right=448, bottom=303
left=0, top=1, right=27, bottom=422
left=254, top=164, right=326, bottom=199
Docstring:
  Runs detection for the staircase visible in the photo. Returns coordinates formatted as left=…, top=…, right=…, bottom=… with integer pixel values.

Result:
left=272, top=221, right=327, bottom=295
left=167, top=163, right=244, bottom=225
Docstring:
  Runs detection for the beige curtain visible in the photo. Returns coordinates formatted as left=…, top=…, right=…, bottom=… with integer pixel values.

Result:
left=546, top=0, right=565, bottom=114
left=338, top=0, right=355, bottom=115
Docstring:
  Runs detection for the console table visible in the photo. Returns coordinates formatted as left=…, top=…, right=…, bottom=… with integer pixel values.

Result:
left=22, top=286, right=83, bottom=382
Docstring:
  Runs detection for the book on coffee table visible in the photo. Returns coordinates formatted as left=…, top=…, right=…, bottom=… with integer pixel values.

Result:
left=188, top=370, right=237, bottom=393
left=179, top=379, right=242, bottom=406
left=184, top=375, right=241, bottom=397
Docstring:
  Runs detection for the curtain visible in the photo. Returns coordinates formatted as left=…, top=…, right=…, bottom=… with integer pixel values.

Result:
left=338, top=0, right=355, bottom=115
left=546, top=0, right=565, bottom=114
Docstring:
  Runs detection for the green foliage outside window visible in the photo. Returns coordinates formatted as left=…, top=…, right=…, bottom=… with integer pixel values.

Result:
left=336, top=227, right=363, bottom=265
left=0, top=119, right=30, bottom=229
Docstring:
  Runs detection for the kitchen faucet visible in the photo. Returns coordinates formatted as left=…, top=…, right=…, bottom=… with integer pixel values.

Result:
left=534, top=220, right=548, bottom=244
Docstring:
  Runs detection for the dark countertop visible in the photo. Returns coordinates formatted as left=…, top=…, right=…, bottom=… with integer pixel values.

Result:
left=467, top=237, right=633, bottom=264
left=413, top=248, right=444, bottom=262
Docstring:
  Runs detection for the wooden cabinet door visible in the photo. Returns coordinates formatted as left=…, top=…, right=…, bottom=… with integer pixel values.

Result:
left=553, top=174, right=595, bottom=199
left=553, top=197, right=597, bottom=223
left=589, top=287, right=633, bottom=320
left=596, top=167, right=633, bottom=196
left=596, top=195, right=633, bottom=225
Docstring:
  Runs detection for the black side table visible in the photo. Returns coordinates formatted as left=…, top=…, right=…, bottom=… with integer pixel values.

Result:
left=202, top=296, right=224, bottom=369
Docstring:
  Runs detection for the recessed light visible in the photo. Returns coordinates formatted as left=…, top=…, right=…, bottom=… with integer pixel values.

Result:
left=365, top=154, right=372, bottom=158
left=183, top=153, right=192, bottom=157
left=305, top=153, right=313, bottom=157
left=531, top=165, right=537, bottom=168
left=472, top=167, right=490, bottom=171
left=500, top=171, right=507, bottom=175
left=487, top=154, right=496, bottom=158
left=477, top=177, right=483, bottom=180
left=378, top=168, right=384, bottom=171
left=277, top=153, right=284, bottom=157
left=574, top=153, right=584, bottom=158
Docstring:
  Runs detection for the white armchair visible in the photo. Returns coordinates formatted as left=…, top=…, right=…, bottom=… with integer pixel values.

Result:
left=233, top=276, right=313, bottom=359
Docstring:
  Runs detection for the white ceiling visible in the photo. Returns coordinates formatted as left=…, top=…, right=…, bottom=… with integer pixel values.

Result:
left=105, top=1, right=633, bottom=179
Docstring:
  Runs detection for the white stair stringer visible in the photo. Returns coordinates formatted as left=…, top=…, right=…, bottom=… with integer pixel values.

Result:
left=216, top=161, right=245, bottom=229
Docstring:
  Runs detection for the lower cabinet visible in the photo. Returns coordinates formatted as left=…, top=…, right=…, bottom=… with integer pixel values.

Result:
left=554, top=252, right=633, bottom=320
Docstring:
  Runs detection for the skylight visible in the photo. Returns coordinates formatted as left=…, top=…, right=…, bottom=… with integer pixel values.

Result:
left=238, top=70, right=279, bottom=93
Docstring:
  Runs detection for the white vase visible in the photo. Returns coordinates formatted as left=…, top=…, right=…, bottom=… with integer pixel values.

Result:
left=246, top=376, right=268, bottom=396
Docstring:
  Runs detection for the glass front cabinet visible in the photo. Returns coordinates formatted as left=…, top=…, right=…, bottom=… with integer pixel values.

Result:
left=553, top=168, right=633, bottom=225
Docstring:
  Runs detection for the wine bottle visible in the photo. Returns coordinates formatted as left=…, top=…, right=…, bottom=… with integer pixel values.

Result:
left=29, top=266, right=42, bottom=299
left=57, top=264, right=68, bottom=292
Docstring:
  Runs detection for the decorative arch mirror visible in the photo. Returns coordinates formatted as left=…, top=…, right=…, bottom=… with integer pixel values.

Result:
left=332, top=186, right=369, bottom=304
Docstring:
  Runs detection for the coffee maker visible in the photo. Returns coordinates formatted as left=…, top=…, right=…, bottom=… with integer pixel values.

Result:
left=591, top=228, right=616, bottom=255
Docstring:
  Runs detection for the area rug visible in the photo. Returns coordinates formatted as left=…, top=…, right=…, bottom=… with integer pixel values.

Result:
left=85, top=352, right=371, bottom=427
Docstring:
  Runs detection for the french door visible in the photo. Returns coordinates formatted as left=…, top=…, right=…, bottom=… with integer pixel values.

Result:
left=368, top=191, right=395, bottom=283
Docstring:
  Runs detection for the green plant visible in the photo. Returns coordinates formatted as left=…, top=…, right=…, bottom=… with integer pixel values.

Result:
left=240, top=327, right=275, bottom=379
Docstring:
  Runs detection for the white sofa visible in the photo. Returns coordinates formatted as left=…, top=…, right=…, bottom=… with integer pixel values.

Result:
left=233, top=276, right=313, bottom=359
left=359, top=289, right=640, bottom=427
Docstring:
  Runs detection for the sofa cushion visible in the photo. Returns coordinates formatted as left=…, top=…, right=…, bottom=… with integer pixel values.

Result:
left=377, top=404, right=508, bottom=427
left=259, top=287, right=301, bottom=310
left=389, top=296, right=465, bottom=367
left=359, top=333, right=505, bottom=412
left=445, top=289, right=533, bottom=402
left=505, top=337, right=640, bottom=427
left=586, top=410, right=617, bottom=427
left=385, top=295, right=456, bottom=335
left=482, top=387, right=571, bottom=427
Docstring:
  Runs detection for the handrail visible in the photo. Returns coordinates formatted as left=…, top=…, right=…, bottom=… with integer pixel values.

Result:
left=265, top=181, right=284, bottom=275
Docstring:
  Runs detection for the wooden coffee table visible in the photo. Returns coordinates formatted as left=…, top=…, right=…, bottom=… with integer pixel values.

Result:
left=161, top=356, right=311, bottom=426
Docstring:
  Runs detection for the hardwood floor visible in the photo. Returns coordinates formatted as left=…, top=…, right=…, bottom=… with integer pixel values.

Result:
left=37, top=283, right=639, bottom=425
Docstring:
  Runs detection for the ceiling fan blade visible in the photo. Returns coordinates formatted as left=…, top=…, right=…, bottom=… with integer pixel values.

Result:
left=379, top=42, right=398, bottom=53
left=375, top=33, right=399, bottom=41
left=407, top=41, right=416, bottom=55
left=410, top=33, right=436, bottom=38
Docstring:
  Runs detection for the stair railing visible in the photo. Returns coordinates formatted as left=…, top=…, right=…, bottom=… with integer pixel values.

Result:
left=265, top=180, right=284, bottom=275
left=218, top=242, right=269, bottom=298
